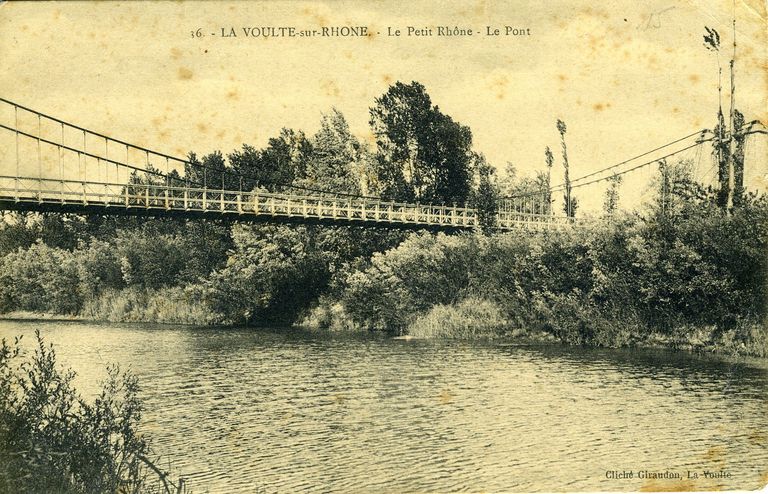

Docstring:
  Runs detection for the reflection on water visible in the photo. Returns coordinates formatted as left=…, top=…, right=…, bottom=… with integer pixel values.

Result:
left=1, top=320, right=767, bottom=493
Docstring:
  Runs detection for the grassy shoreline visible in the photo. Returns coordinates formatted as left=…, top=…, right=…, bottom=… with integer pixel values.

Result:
left=3, top=306, right=765, bottom=359
left=0, top=311, right=85, bottom=322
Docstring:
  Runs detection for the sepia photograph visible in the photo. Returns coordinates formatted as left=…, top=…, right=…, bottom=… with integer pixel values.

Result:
left=0, top=0, right=766, bottom=492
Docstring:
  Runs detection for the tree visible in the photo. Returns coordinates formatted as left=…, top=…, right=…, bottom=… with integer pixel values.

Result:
left=369, top=81, right=473, bottom=204
left=0, top=212, right=38, bottom=256
left=603, top=173, right=623, bottom=215
left=258, top=128, right=313, bottom=189
left=303, top=109, right=363, bottom=195
left=213, top=129, right=314, bottom=193
left=544, top=146, right=554, bottom=213
left=503, top=172, right=550, bottom=215
left=202, top=224, right=328, bottom=325
left=712, top=111, right=731, bottom=209
left=184, top=130, right=313, bottom=193
left=732, top=109, right=747, bottom=207
left=497, top=162, right=518, bottom=198
left=469, top=153, right=500, bottom=233
left=557, top=119, right=577, bottom=217
left=183, top=151, right=229, bottom=189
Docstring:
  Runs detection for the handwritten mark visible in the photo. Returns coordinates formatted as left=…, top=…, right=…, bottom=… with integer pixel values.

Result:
left=638, top=6, right=676, bottom=30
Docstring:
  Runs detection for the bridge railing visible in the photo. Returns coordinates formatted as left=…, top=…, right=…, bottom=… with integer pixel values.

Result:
left=0, top=176, right=483, bottom=229
left=495, top=210, right=583, bottom=231
left=0, top=175, right=583, bottom=230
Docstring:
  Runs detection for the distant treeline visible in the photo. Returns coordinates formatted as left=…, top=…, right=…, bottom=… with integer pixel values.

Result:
left=0, top=82, right=766, bottom=356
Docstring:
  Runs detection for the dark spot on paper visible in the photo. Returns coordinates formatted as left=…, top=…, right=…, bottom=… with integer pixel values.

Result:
left=321, top=80, right=341, bottom=97
left=178, top=67, right=193, bottom=80
left=302, top=7, right=329, bottom=27
left=489, top=75, right=509, bottom=100
left=639, top=479, right=702, bottom=492
left=439, top=389, right=454, bottom=404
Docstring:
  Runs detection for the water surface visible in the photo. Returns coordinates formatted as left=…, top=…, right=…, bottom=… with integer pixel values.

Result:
left=1, top=320, right=766, bottom=492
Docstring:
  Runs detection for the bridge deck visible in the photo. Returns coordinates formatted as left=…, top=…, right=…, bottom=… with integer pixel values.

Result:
left=0, top=176, right=575, bottom=231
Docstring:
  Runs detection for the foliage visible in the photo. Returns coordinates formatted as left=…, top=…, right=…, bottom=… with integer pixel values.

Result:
left=557, top=119, right=578, bottom=217
left=115, top=229, right=189, bottom=290
left=76, top=239, right=125, bottom=301
left=301, top=109, right=365, bottom=195
left=0, top=213, right=90, bottom=256
left=329, top=194, right=767, bottom=353
left=341, top=233, right=483, bottom=333
left=603, top=173, right=623, bottom=214
left=80, top=286, right=222, bottom=325
left=369, top=81, right=473, bottom=204
left=469, top=154, right=500, bottom=233
left=0, top=331, right=182, bottom=493
left=0, top=241, right=81, bottom=314
left=200, top=224, right=330, bottom=325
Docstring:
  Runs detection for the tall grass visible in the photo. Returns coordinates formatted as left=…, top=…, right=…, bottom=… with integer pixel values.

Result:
left=81, top=287, right=222, bottom=325
left=407, top=298, right=508, bottom=339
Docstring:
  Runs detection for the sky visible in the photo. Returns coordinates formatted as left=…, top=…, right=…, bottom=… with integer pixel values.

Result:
left=0, top=0, right=766, bottom=211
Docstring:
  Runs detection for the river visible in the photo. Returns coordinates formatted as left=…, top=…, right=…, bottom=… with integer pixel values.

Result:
left=1, top=319, right=766, bottom=493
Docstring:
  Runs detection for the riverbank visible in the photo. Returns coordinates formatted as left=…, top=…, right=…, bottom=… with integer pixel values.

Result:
left=1, top=194, right=766, bottom=358
left=0, top=311, right=84, bottom=322
left=3, top=308, right=766, bottom=359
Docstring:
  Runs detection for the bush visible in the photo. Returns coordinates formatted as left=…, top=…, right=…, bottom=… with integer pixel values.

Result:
left=341, top=232, right=482, bottom=332
left=0, top=242, right=81, bottom=315
left=299, top=296, right=359, bottom=332
left=0, top=331, right=185, bottom=493
left=530, top=290, right=644, bottom=347
left=75, top=239, right=125, bottom=301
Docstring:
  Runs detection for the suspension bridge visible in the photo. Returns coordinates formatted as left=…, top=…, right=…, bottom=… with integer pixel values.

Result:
left=0, top=98, right=764, bottom=232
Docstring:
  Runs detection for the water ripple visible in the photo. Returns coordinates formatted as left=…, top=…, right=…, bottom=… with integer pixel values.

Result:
left=1, top=321, right=767, bottom=493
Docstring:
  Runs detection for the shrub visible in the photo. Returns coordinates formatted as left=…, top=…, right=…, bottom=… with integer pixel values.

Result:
left=0, top=242, right=81, bottom=314
left=530, top=290, right=645, bottom=347
left=75, top=239, right=125, bottom=301
left=341, top=232, right=482, bottom=333
left=299, top=296, right=359, bottom=332
left=0, top=331, right=185, bottom=493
